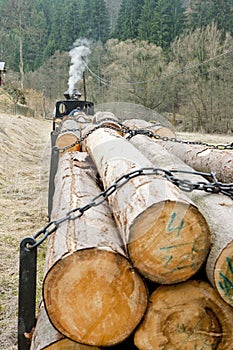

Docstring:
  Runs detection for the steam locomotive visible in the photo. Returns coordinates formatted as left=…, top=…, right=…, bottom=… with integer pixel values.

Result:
left=52, top=88, right=94, bottom=130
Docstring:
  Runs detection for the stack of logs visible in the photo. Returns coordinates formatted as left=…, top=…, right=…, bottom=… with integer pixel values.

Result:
left=31, top=111, right=233, bottom=350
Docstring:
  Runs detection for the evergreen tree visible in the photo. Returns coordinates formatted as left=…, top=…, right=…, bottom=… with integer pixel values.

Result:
left=46, top=0, right=69, bottom=52
left=61, top=0, right=82, bottom=48
left=138, top=0, right=158, bottom=42
left=152, top=0, right=186, bottom=49
left=105, top=0, right=122, bottom=30
left=188, top=0, right=215, bottom=30
left=112, top=0, right=144, bottom=40
left=79, top=0, right=110, bottom=42
left=188, top=0, right=233, bottom=36
left=65, top=0, right=82, bottom=44
left=24, top=9, right=48, bottom=71
left=79, top=0, right=94, bottom=39
left=214, top=0, right=233, bottom=35
left=91, top=0, right=110, bottom=42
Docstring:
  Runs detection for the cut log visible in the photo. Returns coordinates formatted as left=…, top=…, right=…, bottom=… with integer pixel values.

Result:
left=92, top=111, right=123, bottom=134
left=134, top=280, right=233, bottom=350
left=55, top=118, right=81, bottom=153
left=129, top=134, right=233, bottom=307
left=83, top=127, right=210, bottom=284
left=43, top=151, right=148, bottom=347
left=123, top=118, right=176, bottom=138
left=124, top=119, right=233, bottom=183
left=165, top=142, right=233, bottom=183
left=92, top=111, right=119, bottom=125
left=30, top=304, right=100, bottom=350
left=81, top=111, right=122, bottom=153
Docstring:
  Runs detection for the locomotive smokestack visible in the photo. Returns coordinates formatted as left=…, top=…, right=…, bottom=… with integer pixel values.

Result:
left=64, top=88, right=82, bottom=100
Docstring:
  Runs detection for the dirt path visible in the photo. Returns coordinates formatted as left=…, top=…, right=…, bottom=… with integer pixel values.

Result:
left=0, top=113, right=51, bottom=349
left=0, top=112, right=232, bottom=349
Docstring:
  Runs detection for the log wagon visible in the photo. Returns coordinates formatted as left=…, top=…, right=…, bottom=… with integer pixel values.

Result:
left=18, top=92, right=233, bottom=350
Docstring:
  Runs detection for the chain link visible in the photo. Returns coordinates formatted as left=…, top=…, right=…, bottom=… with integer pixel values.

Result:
left=53, top=123, right=127, bottom=153
left=26, top=167, right=233, bottom=249
left=54, top=118, right=233, bottom=153
left=125, top=128, right=233, bottom=150
left=28, top=119, right=232, bottom=248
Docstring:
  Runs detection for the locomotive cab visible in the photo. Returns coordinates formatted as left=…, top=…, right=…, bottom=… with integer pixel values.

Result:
left=53, top=89, right=94, bottom=130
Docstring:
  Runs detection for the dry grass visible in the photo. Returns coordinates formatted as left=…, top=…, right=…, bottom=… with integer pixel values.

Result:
left=0, top=112, right=51, bottom=349
left=0, top=111, right=232, bottom=349
left=177, top=131, right=233, bottom=145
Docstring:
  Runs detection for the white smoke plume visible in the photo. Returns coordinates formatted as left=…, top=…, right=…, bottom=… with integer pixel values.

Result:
left=68, top=38, right=91, bottom=97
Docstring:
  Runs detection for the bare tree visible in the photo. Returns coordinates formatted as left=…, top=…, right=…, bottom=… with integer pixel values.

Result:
left=171, top=23, right=233, bottom=132
left=1, top=0, right=36, bottom=88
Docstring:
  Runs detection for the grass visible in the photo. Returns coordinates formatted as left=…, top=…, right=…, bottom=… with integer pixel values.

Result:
left=0, top=112, right=51, bottom=349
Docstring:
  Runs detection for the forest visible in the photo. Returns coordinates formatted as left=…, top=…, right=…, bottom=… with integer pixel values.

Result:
left=0, top=0, right=233, bottom=133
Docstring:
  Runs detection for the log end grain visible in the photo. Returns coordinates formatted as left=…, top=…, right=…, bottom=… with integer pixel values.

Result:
left=128, top=200, right=211, bottom=284
left=43, top=249, right=148, bottom=347
left=134, top=280, right=233, bottom=350
left=214, top=240, right=233, bottom=307
left=30, top=303, right=101, bottom=350
left=44, top=339, right=100, bottom=350
left=56, top=134, right=80, bottom=153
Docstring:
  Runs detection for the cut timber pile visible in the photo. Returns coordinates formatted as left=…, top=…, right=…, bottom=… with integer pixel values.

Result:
left=128, top=131, right=233, bottom=308
left=41, top=152, right=147, bottom=347
left=31, top=111, right=233, bottom=350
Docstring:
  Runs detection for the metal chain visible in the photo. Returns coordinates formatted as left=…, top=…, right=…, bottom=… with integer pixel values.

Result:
left=26, top=167, right=233, bottom=250
left=58, top=118, right=129, bottom=136
left=54, top=119, right=233, bottom=152
left=126, top=128, right=233, bottom=150
left=53, top=123, right=129, bottom=153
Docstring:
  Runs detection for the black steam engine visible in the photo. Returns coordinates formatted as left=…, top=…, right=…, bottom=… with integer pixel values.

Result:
left=52, top=88, right=94, bottom=130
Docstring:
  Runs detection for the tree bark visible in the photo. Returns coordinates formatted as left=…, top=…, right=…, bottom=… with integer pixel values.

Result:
left=43, top=151, right=148, bottom=347
left=92, top=111, right=119, bottom=125
left=134, top=123, right=232, bottom=183
left=123, top=118, right=176, bottom=138
left=83, top=127, right=210, bottom=284
left=134, top=280, right=233, bottom=350
left=129, top=134, right=233, bottom=307
left=161, top=142, right=233, bottom=183
left=30, top=304, right=100, bottom=350
left=55, top=118, right=81, bottom=152
left=124, top=119, right=233, bottom=183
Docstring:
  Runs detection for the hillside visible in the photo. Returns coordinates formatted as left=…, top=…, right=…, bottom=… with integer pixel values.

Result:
left=0, top=111, right=232, bottom=349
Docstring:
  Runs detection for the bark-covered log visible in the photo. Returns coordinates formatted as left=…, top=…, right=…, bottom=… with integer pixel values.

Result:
left=165, top=142, right=233, bottom=183
left=30, top=304, right=100, bottom=350
left=43, top=152, right=148, bottom=347
left=129, top=134, right=233, bottom=307
left=134, top=280, right=233, bottom=350
left=126, top=119, right=233, bottom=183
left=92, top=111, right=119, bottom=125
left=83, top=127, right=210, bottom=284
left=123, top=118, right=176, bottom=138
left=55, top=118, right=81, bottom=152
